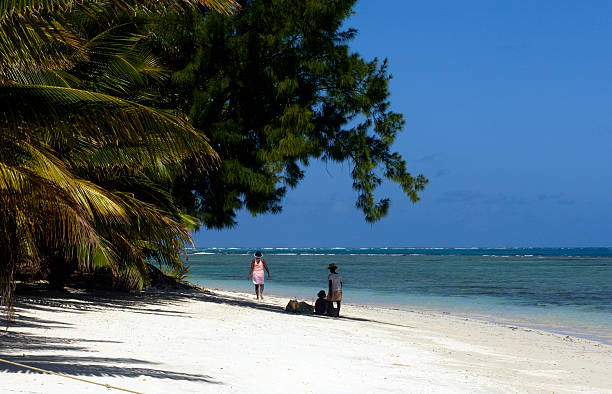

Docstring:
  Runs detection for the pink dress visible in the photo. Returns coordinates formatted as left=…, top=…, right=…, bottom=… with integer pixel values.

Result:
left=252, top=259, right=265, bottom=285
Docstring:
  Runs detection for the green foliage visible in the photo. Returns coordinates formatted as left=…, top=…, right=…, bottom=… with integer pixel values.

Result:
left=1, top=0, right=427, bottom=315
left=150, top=0, right=428, bottom=228
left=0, top=0, right=235, bottom=313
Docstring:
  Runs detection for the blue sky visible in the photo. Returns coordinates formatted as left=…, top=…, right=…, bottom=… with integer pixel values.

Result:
left=194, top=0, right=612, bottom=247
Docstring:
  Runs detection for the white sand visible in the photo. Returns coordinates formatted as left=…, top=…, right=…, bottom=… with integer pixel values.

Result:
left=1, top=288, right=611, bottom=394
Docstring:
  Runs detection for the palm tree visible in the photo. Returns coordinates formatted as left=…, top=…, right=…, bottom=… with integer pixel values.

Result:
left=0, top=0, right=238, bottom=313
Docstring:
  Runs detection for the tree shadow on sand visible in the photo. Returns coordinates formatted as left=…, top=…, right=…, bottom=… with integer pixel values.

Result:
left=0, top=353, right=219, bottom=383
left=7, top=285, right=415, bottom=334
left=171, top=289, right=416, bottom=328
left=1, top=285, right=413, bottom=384
left=0, top=289, right=227, bottom=384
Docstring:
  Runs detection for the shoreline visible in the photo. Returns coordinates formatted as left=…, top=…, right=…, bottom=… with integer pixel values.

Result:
left=187, top=250, right=612, bottom=348
left=2, top=287, right=611, bottom=393
left=198, top=282, right=612, bottom=346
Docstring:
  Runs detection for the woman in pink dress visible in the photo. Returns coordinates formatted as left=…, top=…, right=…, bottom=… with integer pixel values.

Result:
left=247, top=251, right=271, bottom=300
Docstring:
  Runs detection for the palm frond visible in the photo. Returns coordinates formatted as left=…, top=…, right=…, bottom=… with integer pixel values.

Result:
left=1, top=0, right=234, bottom=314
left=0, top=85, right=219, bottom=166
left=90, top=50, right=168, bottom=97
left=0, top=0, right=238, bottom=20
left=0, top=0, right=79, bottom=19
left=3, top=140, right=126, bottom=220
left=0, top=15, right=87, bottom=76
left=0, top=0, right=238, bottom=77
left=0, top=69, right=83, bottom=87
left=0, top=177, right=105, bottom=313
left=114, top=191, right=192, bottom=242
left=178, top=212, right=200, bottom=231
left=90, top=237, right=119, bottom=269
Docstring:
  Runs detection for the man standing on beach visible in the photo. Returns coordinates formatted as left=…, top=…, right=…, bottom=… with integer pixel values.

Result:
left=327, top=264, right=342, bottom=317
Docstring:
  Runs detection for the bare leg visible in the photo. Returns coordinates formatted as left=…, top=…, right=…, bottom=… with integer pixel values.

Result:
left=260, top=284, right=264, bottom=299
left=254, top=284, right=260, bottom=299
left=336, top=301, right=341, bottom=317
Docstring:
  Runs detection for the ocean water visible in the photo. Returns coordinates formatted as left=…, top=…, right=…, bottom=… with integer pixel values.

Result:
left=184, top=248, right=612, bottom=344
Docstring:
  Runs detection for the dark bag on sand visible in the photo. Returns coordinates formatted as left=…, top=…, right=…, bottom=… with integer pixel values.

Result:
left=285, top=299, right=314, bottom=314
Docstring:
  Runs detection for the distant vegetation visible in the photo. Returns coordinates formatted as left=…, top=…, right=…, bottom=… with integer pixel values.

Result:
left=1, top=0, right=426, bottom=312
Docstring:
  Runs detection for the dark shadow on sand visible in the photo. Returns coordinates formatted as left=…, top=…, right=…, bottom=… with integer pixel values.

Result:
left=1, top=285, right=412, bottom=384
left=147, top=288, right=416, bottom=329
left=0, top=288, right=226, bottom=384
left=0, top=354, right=219, bottom=383
left=9, top=286, right=415, bottom=332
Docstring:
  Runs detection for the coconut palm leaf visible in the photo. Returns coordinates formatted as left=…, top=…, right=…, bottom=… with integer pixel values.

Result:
left=92, top=193, right=192, bottom=289
left=0, top=85, right=219, bottom=165
left=1, top=140, right=126, bottom=219
left=92, top=51, right=167, bottom=98
left=0, top=69, right=83, bottom=87
left=1, top=0, right=234, bottom=315
left=0, top=0, right=237, bottom=76
left=0, top=0, right=238, bottom=19
left=0, top=171, right=107, bottom=311
left=0, top=14, right=87, bottom=76
left=0, top=0, right=80, bottom=17
left=83, top=29, right=168, bottom=99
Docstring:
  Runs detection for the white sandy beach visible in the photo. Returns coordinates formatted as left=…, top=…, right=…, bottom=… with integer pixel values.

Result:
left=1, top=288, right=611, bottom=394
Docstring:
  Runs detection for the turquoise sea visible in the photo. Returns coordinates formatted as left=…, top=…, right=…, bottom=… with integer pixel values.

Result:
left=185, top=248, right=612, bottom=344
